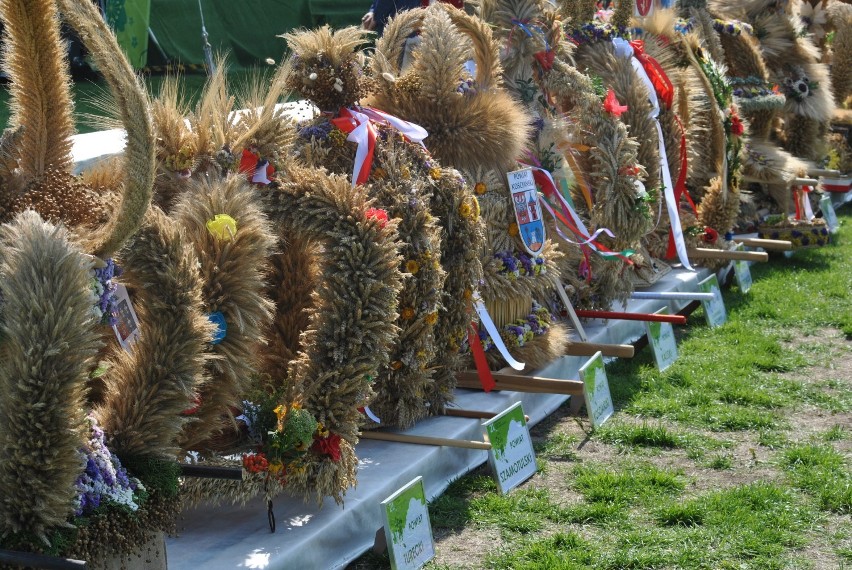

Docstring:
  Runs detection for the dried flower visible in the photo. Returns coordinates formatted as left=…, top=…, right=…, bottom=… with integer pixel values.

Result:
left=401, top=307, right=416, bottom=320
left=474, top=182, right=487, bottom=195
left=425, top=312, right=438, bottom=325
left=508, top=222, right=520, bottom=236
left=373, top=167, right=387, bottom=179
left=405, top=259, right=420, bottom=274
left=429, top=167, right=442, bottom=180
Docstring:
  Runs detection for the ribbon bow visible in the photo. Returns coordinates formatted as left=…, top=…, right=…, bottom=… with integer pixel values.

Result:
left=629, top=40, right=674, bottom=110
left=332, top=106, right=428, bottom=187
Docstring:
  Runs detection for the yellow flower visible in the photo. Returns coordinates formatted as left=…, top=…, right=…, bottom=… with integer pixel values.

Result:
left=316, top=422, right=330, bottom=438
left=508, top=222, right=520, bottom=236
left=329, top=128, right=348, bottom=147
left=206, top=214, right=238, bottom=241
left=458, top=202, right=472, bottom=217
left=268, top=461, right=284, bottom=475
left=429, top=167, right=442, bottom=180
left=463, top=288, right=473, bottom=300
left=425, top=312, right=438, bottom=325
left=373, top=167, right=387, bottom=179
left=406, top=259, right=420, bottom=274
left=401, top=307, right=415, bottom=320
left=474, top=182, right=487, bottom=195
left=289, top=463, right=307, bottom=476
left=273, top=404, right=287, bottom=421
left=470, top=196, right=481, bottom=220
left=400, top=166, right=411, bottom=179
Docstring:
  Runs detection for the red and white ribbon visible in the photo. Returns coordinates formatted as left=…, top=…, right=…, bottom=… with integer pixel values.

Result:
left=614, top=38, right=693, bottom=271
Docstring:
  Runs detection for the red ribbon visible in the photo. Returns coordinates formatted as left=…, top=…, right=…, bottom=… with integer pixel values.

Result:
left=629, top=40, right=674, bottom=110
left=468, top=323, right=496, bottom=392
left=666, top=116, right=697, bottom=258
left=331, top=108, right=376, bottom=186
left=531, top=168, right=633, bottom=265
left=533, top=50, right=555, bottom=71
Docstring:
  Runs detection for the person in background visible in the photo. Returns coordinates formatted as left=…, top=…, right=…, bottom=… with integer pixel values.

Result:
left=362, top=0, right=464, bottom=37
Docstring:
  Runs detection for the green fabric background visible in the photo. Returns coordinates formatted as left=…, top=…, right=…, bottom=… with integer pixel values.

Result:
left=147, top=0, right=371, bottom=68
left=107, top=0, right=152, bottom=68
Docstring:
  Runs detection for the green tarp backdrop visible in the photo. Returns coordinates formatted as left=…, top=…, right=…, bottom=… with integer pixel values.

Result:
left=115, top=0, right=372, bottom=69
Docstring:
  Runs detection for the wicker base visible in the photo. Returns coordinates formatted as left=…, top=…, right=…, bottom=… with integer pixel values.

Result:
left=757, top=221, right=830, bottom=249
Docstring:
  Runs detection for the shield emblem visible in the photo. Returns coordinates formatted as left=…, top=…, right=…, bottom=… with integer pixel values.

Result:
left=635, top=0, right=653, bottom=16
left=507, top=168, right=546, bottom=257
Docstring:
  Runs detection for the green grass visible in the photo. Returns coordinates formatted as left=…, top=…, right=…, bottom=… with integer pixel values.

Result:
left=781, top=444, right=852, bottom=514
left=572, top=463, right=685, bottom=507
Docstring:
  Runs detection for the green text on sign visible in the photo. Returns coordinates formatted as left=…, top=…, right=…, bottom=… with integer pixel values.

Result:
left=699, top=274, right=727, bottom=328
left=381, top=477, right=435, bottom=570
left=483, top=402, right=537, bottom=494
left=646, top=308, right=678, bottom=372
left=580, top=352, right=614, bottom=428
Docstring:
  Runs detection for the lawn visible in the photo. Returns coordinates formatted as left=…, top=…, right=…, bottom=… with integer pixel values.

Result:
left=351, top=208, right=852, bottom=569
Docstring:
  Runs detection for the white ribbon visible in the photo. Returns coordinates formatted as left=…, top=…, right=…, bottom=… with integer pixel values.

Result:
left=356, top=106, right=428, bottom=146
left=363, top=406, right=382, bottom=424
left=613, top=38, right=693, bottom=271
left=473, top=292, right=525, bottom=371
left=340, top=108, right=373, bottom=187
left=539, top=197, right=616, bottom=246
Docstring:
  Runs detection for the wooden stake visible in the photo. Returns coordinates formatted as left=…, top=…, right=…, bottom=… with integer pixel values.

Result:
left=443, top=408, right=497, bottom=420
left=359, top=430, right=491, bottom=450
left=687, top=248, right=769, bottom=262
left=574, top=309, right=687, bottom=325
left=566, top=342, right=634, bottom=358
left=180, top=464, right=243, bottom=480
left=732, top=237, right=793, bottom=251
left=456, top=371, right=585, bottom=396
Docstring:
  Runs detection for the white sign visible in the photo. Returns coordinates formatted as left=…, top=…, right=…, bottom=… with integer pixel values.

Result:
left=820, top=194, right=839, bottom=233
left=507, top=168, right=546, bottom=257
left=579, top=352, right=614, bottom=428
left=381, top=477, right=435, bottom=570
left=646, top=308, right=678, bottom=372
left=111, top=284, right=140, bottom=352
left=699, top=274, right=727, bottom=328
left=483, top=402, right=537, bottom=493
left=733, top=245, right=753, bottom=294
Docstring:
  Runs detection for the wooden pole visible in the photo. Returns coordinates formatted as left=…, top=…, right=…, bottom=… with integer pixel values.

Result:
left=732, top=237, right=793, bottom=251
left=456, top=371, right=585, bottom=396
left=792, top=177, right=820, bottom=187
left=0, top=551, right=86, bottom=570
left=565, top=342, right=634, bottom=358
left=359, top=430, right=491, bottom=450
left=686, top=248, right=769, bottom=262
left=443, top=408, right=497, bottom=420
left=574, top=309, right=687, bottom=325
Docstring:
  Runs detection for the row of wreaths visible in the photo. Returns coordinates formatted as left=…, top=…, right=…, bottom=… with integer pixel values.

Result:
left=0, top=0, right=849, bottom=563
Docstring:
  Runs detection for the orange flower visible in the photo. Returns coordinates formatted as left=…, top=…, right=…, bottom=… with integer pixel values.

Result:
left=401, top=307, right=415, bottom=320
left=391, top=360, right=403, bottom=370
left=406, top=259, right=420, bottom=274
left=425, top=312, right=438, bottom=325
left=508, top=222, right=520, bottom=236
left=474, top=182, right=487, bottom=195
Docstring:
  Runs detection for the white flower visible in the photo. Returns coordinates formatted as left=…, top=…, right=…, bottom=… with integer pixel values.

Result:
left=799, top=1, right=828, bottom=40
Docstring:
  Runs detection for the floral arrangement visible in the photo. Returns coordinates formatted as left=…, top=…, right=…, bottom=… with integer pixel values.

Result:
left=567, top=21, right=628, bottom=46
left=493, top=250, right=547, bottom=278
left=712, top=18, right=753, bottom=36
left=74, top=415, right=144, bottom=517
left=467, top=302, right=554, bottom=353
left=239, top=398, right=344, bottom=485
left=90, top=259, right=121, bottom=326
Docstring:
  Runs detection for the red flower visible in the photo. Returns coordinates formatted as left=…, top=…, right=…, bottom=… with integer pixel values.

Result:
left=603, top=88, right=628, bottom=117
left=312, top=433, right=342, bottom=462
left=366, top=207, right=389, bottom=229
left=729, top=111, right=744, bottom=137
left=533, top=50, right=555, bottom=72
left=242, top=453, right=269, bottom=473
left=702, top=226, right=719, bottom=244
